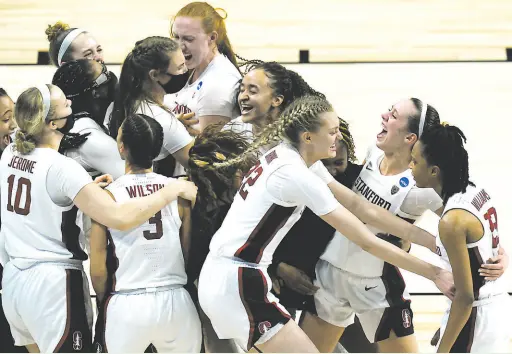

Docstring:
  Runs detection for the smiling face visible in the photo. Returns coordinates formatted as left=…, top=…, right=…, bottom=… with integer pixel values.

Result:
left=238, top=68, right=282, bottom=124
left=376, top=98, right=418, bottom=153
left=302, top=111, right=342, bottom=161
left=0, top=95, right=16, bottom=150
left=68, top=32, right=104, bottom=63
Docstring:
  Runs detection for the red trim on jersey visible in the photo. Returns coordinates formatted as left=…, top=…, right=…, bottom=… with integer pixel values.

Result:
left=468, top=247, right=485, bottom=300
left=234, top=204, right=296, bottom=264
left=238, top=268, right=256, bottom=350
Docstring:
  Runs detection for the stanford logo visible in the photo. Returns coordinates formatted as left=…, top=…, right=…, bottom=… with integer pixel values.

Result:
left=258, top=321, right=272, bottom=335
left=402, top=309, right=412, bottom=329
left=95, top=343, right=103, bottom=353
left=391, top=185, right=399, bottom=195
left=435, top=246, right=442, bottom=256
left=72, top=331, right=83, bottom=351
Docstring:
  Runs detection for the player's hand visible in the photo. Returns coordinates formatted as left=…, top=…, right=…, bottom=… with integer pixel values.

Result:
left=479, top=246, right=509, bottom=280
left=177, top=112, right=200, bottom=136
left=433, top=268, right=455, bottom=300
left=94, top=174, right=113, bottom=188
left=171, top=179, right=198, bottom=205
left=276, top=263, right=319, bottom=296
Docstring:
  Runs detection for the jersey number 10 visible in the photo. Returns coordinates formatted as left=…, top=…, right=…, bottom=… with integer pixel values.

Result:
left=484, top=207, right=499, bottom=249
left=6, top=175, right=32, bottom=216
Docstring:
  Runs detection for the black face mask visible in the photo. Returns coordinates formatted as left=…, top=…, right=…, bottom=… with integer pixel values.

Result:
left=57, top=114, right=75, bottom=134
left=158, top=72, right=189, bottom=94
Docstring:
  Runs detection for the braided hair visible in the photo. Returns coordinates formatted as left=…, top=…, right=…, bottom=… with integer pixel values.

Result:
left=419, top=123, right=473, bottom=204
left=109, top=36, right=180, bottom=138
left=214, top=95, right=333, bottom=169
left=121, top=114, right=164, bottom=170
left=187, top=124, right=256, bottom=227
left=338, top=117, right=356, bottom=162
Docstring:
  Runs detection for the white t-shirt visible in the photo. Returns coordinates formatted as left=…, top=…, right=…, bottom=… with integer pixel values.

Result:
left=66, top=117, right=125, bottom=179
left=136, top=102, right=193, bottom=161
left=164, top=53, right=241, bottom=130
left=209, top=143, right=339, bottom=267
left=0, top=146, right=92, bottom=269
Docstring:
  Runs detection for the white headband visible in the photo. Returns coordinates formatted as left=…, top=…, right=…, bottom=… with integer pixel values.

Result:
left=57, top=28, right=86, bottom=66
left=418, top=101, right=428, bottom=138
left=36, top=84, right=51, bottom=120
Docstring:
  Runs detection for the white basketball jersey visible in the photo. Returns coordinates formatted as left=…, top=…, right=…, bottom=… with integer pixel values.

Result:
left=0, top=146, right=81, bottom=269
left=209, top=144, right=337, bottom=267
left=106, top=173, right=186, bottom=291
left=321, top=145, right=415, bottom=277
left=435, top=184, right=505, bottom=300
left=165, top=54, right=241, bottom=130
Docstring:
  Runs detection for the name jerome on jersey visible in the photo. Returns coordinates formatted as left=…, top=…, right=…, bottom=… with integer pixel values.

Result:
left=353, top=176, right=391, bottom=210
left=471, top=189, right=491, bottom=212
left=126, top=183, right=165, bottom=198
left=7, top=155, right=37, bottom=174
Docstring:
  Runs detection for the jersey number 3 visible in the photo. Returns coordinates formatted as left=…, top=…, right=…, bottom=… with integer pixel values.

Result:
left=484, top=207, right=499, bottom=249
left=7, top=175, right=32, bottom=216
left=239, top=162, right=264, bottom=200
left=144, top=211, right=163, bottom=240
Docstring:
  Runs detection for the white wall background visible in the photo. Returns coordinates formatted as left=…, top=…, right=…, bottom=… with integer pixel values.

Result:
left=0, top=62, right=510, bottom=292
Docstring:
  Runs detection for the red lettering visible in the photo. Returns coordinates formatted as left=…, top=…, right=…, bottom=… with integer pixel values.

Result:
left=484, top=207, right=499, bottom=249
left=239, top=162, right=264, bottom=200
left=7, top=175, right=32, bottom=216
left=126, top=186, right=137, bottom=198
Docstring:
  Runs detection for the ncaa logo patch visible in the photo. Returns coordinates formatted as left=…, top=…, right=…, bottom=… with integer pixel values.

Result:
left=258, top=321, right=272, bottom=335
left=72, top=331, right=83, bottom=351
left=402, top=309, right=412, bottom=329
left=197, top=81, right=203, bottom=90
left=399, top=177, right=409, bottom=187
left=391, top=185, right=399, bottom=195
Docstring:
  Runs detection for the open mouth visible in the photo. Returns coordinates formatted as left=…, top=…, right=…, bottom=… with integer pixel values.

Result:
left=377, top=124, right=388, bottom=138
left=329, top=142, right=337, bottom=151
left=240, top=103, right=254, bottom=115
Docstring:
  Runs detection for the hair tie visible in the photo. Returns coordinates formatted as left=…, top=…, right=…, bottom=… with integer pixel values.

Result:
left=418, top=100, right=428, bottom=138
left=193, top=159, right=209, bottom=167
left=441, top=121, right=450, bottom=127
left=36, top=84, right=51, bottom=121
left=58, top=28, right=86, bottom=66
left=215, top=152, right=226, bottom=161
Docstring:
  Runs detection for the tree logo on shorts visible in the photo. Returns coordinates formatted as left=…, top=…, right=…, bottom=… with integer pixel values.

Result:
left=402, top=309, right=412, bottom=329
left=72, top=331, right=83, bottom=351
left=258, top=321, right=272, bottom=335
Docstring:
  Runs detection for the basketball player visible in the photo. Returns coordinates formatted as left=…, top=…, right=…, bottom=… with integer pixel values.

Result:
left=269, top=117, right=378, bottom=353
left=0, top=88, right=26, bottom=354
left=107, top=37, right=193, bottom=176
left=0, top=84, right=197, bottom=353
left=198, top=95, right=454, bottom=353
left=46, top=22, right=103, bottom=67
left=410, top=123, right=512, bottom=352
left=89, top=114, right=201, bottom=352
left=53, top=59, right=123, bottom=179
left=224, top=61, right=326, bottom=142
left=168, top=2, right=242, bottom=131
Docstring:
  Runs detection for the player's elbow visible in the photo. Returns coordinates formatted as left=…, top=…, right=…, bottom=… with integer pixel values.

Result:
left=455, top=290, right=474, bottom=307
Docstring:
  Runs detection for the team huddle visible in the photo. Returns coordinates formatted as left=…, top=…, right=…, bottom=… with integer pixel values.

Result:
left=0, top=1, right=511, bottom=353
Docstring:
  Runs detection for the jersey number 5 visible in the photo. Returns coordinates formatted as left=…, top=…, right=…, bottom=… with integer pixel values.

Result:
left=484, top=207, right=499, bottom=248
left=143, top=211, right=163, bottom=240
left=7, top=175, right=32, bottom=216
left=239, top=162, right=264, bottom=200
